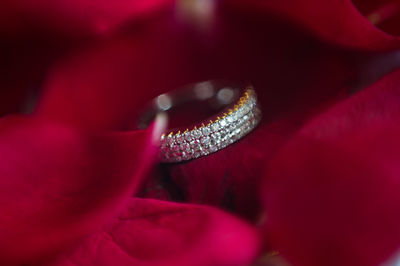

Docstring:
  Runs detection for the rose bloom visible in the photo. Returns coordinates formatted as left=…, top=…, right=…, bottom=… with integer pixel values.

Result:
left=1, top=0, right=400, bottom=265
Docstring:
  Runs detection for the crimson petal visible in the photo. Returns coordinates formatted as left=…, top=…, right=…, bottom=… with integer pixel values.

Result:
left=263, top=68, right=400, bottom=265
left=53, top=198, right=260, bottom=266
left=0, top=114, right=164, bottom=264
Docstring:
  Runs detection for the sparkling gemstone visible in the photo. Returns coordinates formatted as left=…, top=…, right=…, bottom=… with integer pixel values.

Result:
left=211, top=122, right=220, bottom=131
left=181, top=151, right=187, bottom=159
left=190, top=139, right=201, bottom=150
left=219, top=119, right=227, bottom=127
left=200, top=147, right=209, bottom=156
left=226, top=135, right=234, bottom=144
left=192, top=129, right=202, bottom=139
left=181, top=142, right=190, bottom=152
left=193, top=150, right=201, bottom=158
left=236, top=107, right=243, bottom=118
left=241, top=107, right=247, bottom=116
left=232, top=111, right=239, bottom=121
left=185, top=148, right=193, bottom=156
left=219, top=140, right=228, bottom=148
left=211, top=131, right=221, bottom=140
left=184, top=131, right=193, bottom=141
left=175, top=133, right=185, bottom=144
left=172, top=144, right=180, bottom=152
left=202, top=126, right=211, bottom=136
left=221, top=127, right=230, bottom=136
left=243, top=105, right=250, bottom=114
left=201, top=136, right=211, bottom=146
left=236, top=120, right=244, bottom=129
left=209, top=144, right=218, bottom=152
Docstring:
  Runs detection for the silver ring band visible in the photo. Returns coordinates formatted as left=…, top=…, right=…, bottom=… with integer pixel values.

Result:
left=139, top=81, right=261, bottom=163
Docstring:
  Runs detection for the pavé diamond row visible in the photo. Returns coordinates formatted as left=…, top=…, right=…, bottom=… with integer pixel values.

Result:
left=160, top=87, right=261, bottom=162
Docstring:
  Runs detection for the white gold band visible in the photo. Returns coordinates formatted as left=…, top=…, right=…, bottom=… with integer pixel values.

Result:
left=159, top=86, right=261, bottom=163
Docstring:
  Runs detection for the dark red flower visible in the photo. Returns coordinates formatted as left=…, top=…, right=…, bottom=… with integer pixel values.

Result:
left=2, top=0, right=400, bottom=265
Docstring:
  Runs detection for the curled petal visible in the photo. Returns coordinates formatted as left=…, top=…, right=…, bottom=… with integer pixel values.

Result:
left=53, top=198, right=260, bottom=266
left=226, top=0, right=400, bottom=51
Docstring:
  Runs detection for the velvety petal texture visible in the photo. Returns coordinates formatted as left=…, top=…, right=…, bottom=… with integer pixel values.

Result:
left=263, top=68, right=400, bottom=266
left=53, top=198, right=260, bottom=266
left=0, top=115, right=164, bottom=264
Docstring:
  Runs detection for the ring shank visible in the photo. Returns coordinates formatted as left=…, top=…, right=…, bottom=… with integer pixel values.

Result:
left=138, top=81, right=261, bottom=163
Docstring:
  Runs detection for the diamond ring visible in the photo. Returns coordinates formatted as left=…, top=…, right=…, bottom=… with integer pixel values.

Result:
left=138, top=81, right=261, bottom=163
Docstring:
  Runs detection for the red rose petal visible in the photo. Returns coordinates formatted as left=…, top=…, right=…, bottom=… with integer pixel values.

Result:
left=263, top=68, right=400, bottom=265
left=266, top=128, right=400, bottom=266
left=53, top=198, right=260, bottom=266
left=0, top=114, right=165, bottom=264
left=226, top=0, right=400, bottom=51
